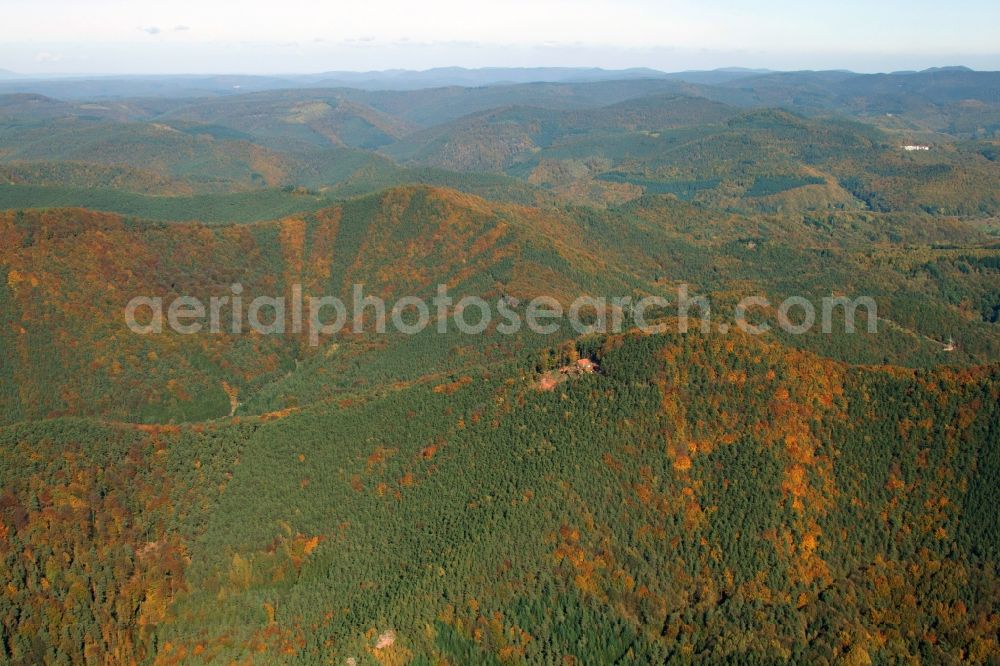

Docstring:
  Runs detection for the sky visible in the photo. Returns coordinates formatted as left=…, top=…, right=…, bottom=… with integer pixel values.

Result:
left=2, top=0, right=998, bottom=75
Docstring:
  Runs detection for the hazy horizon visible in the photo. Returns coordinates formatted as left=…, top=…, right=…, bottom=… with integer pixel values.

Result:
left=0, top=64, right=997, bottom=81
left=3, top=0, right=999, bottom=76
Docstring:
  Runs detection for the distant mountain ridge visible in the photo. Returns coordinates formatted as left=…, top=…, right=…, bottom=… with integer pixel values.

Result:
left=3, top=65, right=994, bottom=99
left=311, top=66, right=674, bottom=89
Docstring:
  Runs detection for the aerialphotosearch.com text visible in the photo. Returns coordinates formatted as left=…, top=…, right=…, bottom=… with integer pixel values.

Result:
left=125, top=283, right=878, bottom=345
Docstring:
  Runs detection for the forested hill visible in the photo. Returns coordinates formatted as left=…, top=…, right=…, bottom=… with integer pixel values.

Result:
left=2, top=330, right=998, bottom=663
left=2, top=184, right=998, bottom=425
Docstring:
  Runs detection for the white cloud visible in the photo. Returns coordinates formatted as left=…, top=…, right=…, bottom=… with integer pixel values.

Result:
left=34, top=51, right=62, bottom=63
